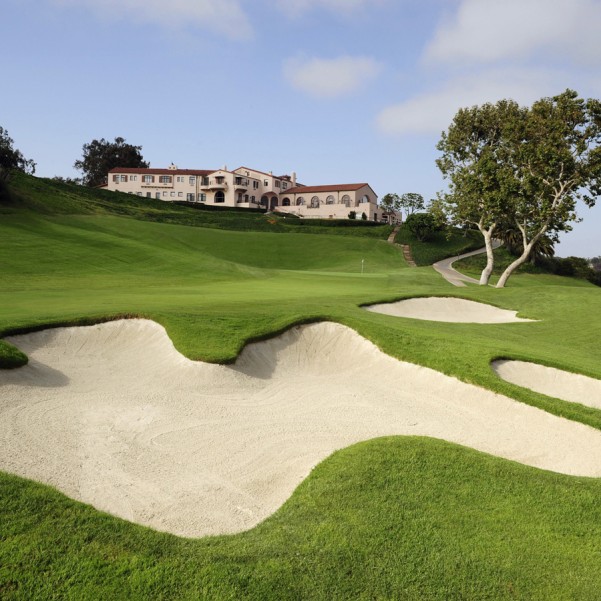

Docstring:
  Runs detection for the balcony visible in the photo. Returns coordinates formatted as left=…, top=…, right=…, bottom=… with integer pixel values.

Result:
left=234, top=178, right=249, bottom=191
left=200, top=179, right=228, bottom=191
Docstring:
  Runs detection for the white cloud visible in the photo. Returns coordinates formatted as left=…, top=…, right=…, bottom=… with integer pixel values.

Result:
left=284, top=55, right=383, bottom=98
left=425, top=0, right=601, bottom=65
left=376, top=68, right=563, bottom=135
left=51, top=0, right=253, bottom=39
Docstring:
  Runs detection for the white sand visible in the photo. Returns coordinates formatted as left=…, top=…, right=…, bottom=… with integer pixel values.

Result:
left=493, top=360, right=601, bottom=409
left=0, top=319, right=597, bottom=539
left=365, top=297, right=534, bottom=323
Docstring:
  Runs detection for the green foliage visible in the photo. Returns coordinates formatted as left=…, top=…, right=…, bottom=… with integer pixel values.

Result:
left=348, top=210, right=356, bottom=219
left=74, top=136, right=149, bottom=187
left=379, top=192, right=401, bottom=212
left=0, top=126, right=35, bottom=175
left=404, top=212, right=442, bottom=241
left=399, top=192, right=425, bottom=216
left=396, top=225, right=482, bottom=266
left=437, top=90, right=601, bottom=287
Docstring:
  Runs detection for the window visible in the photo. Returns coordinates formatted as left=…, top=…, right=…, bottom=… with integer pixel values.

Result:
left=215, top=191, right=225, bottom=203
left=341, top=194, right=351, bottom=207
left=198, top=193, right=206, bottom=202
left=187, top=193, right=194, bottom=201
left=202, top=177, right=209, bottom=186
left=112, top=174, right=119, bottom=182
left=155, top=192, right=161, bottom=199
left=130, top=175, right=137, bottom=182
left=282, top=182, right=287, bottom=190
left=163, top=192, right=168, bottom=197
left=275, top=180, right=281, bottom=188
left=244, top=194, right=249, bottom=202
left=253, top=181, right=259, bottom=189
left=189, top=176, right=196, bottom=185
left=170, top=192, right=175, bottom=197
left=143, top=175, right=154, bottom=183
left=296, top=197, right=305, bottom=206
left=282, top=198, right=291, bottom=206
left=251, top=195, right=255, bottom=202
left=360, top=195, right=370, bottom=203
left=238, top=193, right=243, bottom=201
left=310, top=196, right=320, bottom=208
left=159, top=175, right=172, bottom=184
left=245, top=171, right=249, bottom=176
left=176, top=176, right=184, bottom=183
left=264, top=179, right=269, bottom=186
left=136, top=192, right=142, bottom=196
left=146, top=192, right=151, bottom=198
left=326, top=195, right=335, bottom=205
left=178, top=192, right=183, bottom=197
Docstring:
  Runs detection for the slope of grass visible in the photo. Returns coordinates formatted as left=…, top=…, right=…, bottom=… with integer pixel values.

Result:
left=395, top=224, right=482, bottom=265
left=3, top=172, right=392, bottom=238
left=4, top=437, right=601, bottom=600
left=2, top=175, right=601, bottom=598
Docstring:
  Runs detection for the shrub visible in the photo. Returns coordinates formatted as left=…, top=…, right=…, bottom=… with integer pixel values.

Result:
left=404, top=212, right=443, bottom=241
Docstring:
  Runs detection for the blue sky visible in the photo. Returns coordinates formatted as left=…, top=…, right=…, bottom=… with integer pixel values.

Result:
left=3, top=0, right=601, bottom=256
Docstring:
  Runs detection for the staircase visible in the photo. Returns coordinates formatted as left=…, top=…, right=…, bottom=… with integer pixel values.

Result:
left=388, top=226, right=417, bottom=267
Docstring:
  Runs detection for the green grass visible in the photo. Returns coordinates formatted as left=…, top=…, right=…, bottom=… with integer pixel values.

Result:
left=395, top=224, right=483, bottom=265
left=2, top=174, right=601, bottom=598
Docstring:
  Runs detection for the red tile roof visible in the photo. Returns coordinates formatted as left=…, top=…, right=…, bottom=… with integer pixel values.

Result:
left=108, top=167, right=215, bottom=176
left=283, top=183, right=370, bottom=195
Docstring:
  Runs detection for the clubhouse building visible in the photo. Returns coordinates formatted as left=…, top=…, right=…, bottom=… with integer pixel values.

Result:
left=105, top=164, right=381, bottom=221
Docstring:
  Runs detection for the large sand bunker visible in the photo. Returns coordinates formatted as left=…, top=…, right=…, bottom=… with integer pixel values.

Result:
left=365, top=297, right=534, bottom=323
left=493, top=360, right=601, bottom=409
left=1, top=319, right=598, bottom=538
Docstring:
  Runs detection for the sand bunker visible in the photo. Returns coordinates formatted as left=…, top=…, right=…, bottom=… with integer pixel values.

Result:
left=493, top=360, right=601, bottom=409
left=365, top=297, right=534, bottom=323
left=1, top=319, right=597, bottom=538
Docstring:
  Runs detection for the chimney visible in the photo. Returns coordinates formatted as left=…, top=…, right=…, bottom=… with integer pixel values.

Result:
left=291, top=171, right=297, bottom=186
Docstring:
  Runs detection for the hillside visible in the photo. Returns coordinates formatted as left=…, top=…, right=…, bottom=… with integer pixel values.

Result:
left=2, top=174, right=601, bottom=599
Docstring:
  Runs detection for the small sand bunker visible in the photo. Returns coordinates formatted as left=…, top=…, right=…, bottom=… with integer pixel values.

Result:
left=493, top=360, right=601, bottom=409
left=365, top=297, right=534, bottom=323
left=0, top=319, right=596, bottom=539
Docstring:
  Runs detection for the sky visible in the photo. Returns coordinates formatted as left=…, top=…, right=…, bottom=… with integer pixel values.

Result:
left=2, top=0, right=601, bottom=257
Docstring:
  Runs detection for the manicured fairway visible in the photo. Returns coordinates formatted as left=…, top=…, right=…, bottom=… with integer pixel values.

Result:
left=2, top=175, right=601, bottom=599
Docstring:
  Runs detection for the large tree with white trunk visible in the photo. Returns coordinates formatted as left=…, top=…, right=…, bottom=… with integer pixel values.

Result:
left=437, top=90, right=601, bottom=288
left=436, top=99, right=523, bottom=285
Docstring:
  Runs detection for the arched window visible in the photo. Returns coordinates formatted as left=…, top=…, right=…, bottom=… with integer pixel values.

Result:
left=326, top=195, right=335, bottom=205
left=214, top=191, right=225, bottom=203
left=341, top=194, right=351, bottom=207
left=310, top=196, right=320, bottom=208
left=260, top=195, right=269, bottom=206
left=360, top=194, right=370, bottom=204
left=282, top=198, right=291, bottom=206
left=296, top=197, right=305, bottom=206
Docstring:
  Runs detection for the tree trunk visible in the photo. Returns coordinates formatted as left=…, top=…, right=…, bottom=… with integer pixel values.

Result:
left=496, top=243, right=534, bottom=288
left=479, top=226, right=496, bottom=285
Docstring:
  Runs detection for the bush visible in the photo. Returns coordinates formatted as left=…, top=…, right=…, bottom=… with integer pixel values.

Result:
left=404, top=212, right=443, bottom=242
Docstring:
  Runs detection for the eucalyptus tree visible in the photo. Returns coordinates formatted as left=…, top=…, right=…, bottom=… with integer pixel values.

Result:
left=437, top=99, right=524, bottom=285
left=438, top=90, right=601, bottom=287
left=495, top=90, right=601, bottom=287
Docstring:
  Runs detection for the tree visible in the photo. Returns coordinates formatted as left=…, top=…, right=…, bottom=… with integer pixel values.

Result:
left=399, top=192, right=425, bottom=217
left=348, top=210, right=357, bottom=219
left=494, top=90, right=601, bottom=287
left=439, top=90, right=601, bottom=288
left=379, top=192, right=401, bottom=215
left=0, top=126, right=36, bottom=176
left=405, top=212, right=442, bottom=241
left=437, top=99, right=524, bottom=285
left=74, top=137, right=149, bottom=187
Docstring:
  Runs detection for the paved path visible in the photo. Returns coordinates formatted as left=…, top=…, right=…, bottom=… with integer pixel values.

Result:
left=433, top=240, right=501, bottom=287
